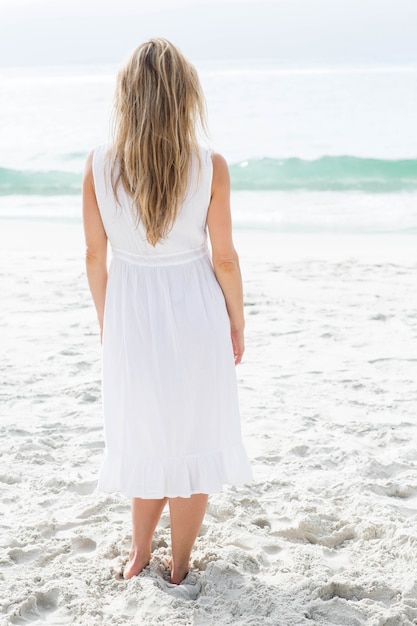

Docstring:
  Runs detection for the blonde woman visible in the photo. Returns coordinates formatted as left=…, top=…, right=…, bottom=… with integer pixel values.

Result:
left=82, top=38, right=252, bottom=584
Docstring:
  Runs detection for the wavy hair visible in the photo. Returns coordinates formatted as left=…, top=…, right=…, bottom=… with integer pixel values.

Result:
left=110, top=38, right=208, bottom=246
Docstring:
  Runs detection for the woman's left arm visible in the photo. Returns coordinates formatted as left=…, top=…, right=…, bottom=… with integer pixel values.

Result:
left=82, top=151, right=108, bottom=341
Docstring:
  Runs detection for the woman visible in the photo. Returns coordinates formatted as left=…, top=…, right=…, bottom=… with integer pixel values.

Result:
left=82, top=38, right=252, bottom=584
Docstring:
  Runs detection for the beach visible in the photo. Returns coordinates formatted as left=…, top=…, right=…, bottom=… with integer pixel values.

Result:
left=1, top=216, right=417, bottom=625
left=1, top=56, right=417, bottom=624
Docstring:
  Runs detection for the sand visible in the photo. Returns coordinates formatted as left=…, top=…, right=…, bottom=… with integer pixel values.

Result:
left=1, top=220, right=417, bottom=625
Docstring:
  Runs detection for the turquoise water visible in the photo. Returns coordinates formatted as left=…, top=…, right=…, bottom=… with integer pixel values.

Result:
left=0, top=62, right=416, bottom=231
left=2, top=157, right=417, bottom=195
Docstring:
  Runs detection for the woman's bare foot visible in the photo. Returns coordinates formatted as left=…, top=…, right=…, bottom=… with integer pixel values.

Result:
left=168, top=494, right=207, bottom=584
left=123, top=549, right=151, bottom=580
left=170, top=558, right=190, bottom=585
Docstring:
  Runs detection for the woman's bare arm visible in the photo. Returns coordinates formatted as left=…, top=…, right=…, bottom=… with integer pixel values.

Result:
left=82, top=151, right=108, bottom=340
left=207, top=153, right=245, bottom=365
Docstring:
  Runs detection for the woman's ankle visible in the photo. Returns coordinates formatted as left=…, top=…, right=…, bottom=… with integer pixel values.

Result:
left=123, top=547, right=151, bottom=580
left=170, top=559, right=190, bottom=584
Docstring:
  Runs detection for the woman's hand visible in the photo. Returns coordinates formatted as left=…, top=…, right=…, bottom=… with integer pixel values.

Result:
left=231, top=328, right=245, bottom=365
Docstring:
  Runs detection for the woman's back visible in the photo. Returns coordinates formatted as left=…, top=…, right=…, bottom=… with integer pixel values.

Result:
left=92, top=145, right=213, bottom=256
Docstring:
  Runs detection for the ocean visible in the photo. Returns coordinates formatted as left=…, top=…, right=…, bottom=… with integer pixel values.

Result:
left=0, top=61, right=416, bottom=233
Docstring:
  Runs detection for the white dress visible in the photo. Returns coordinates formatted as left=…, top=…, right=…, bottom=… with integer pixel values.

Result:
left=92, top=144, right=252, bottom=498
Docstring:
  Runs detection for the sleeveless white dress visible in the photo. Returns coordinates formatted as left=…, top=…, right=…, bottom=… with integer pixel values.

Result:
left=92, top=144, right=252, bottom=498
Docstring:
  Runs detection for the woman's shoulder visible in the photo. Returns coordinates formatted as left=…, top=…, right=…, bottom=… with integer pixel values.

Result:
left=210, top=152, right=230, bottom=189
left=210, top=152, right=228, bottom=169
left=90, top=143, right=116, bottom=179
left=91, top=143, right=111, bottom=164
left=196, top=146, right=229, bottom=178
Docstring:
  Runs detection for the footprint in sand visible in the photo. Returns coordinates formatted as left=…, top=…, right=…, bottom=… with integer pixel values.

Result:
left=317, top=580, right=397, bottom=603
left=10, top=589, right=59, bottom=625
left=153, top=570, right=203, bottom=601
left=7, top=547, right=42, bottom=565
left=251, top=517, right=272, bottom=530
left=67, top=480, right=97, bottom=496
left=71, top=536, right=97, bottom=553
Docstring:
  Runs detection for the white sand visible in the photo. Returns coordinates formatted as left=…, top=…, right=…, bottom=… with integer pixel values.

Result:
left=1, top=220, right=417, bottom=625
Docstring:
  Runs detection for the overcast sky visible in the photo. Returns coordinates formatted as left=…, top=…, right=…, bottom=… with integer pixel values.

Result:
left=0, top=0, right=416, bottom=67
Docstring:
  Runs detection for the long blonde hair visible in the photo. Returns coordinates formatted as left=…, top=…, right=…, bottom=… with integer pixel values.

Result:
left=110, top=38, right=208, bottom=246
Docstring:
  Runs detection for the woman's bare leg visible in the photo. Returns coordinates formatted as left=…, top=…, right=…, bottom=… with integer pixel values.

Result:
left=168, top=494, right=208, bottom=584
left=123, top=497, right=167, bottom=580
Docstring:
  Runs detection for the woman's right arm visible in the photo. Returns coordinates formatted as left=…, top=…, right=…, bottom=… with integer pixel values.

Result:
left=207, top=153, right=245, bottom=365
left=82, top=151, right=108, bottom=341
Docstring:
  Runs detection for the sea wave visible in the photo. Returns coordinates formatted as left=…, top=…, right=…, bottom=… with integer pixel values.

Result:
left=229, top=157, right=417, bottom=192
left=0, top=168, right=81, bottom=195
left=1, top=156, right=417, bottom=195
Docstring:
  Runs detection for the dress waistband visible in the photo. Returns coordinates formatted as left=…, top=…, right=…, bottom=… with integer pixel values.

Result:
left=111, top=244, right=209, bottom=267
